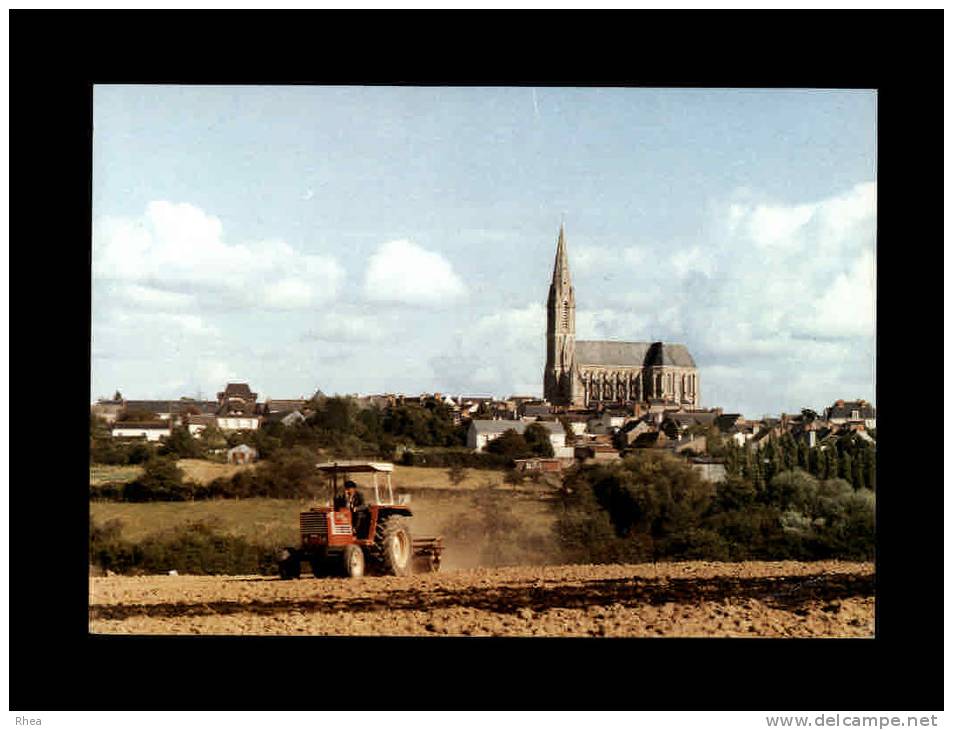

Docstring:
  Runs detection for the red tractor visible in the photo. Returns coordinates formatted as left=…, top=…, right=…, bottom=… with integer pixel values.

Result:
left=277, top=461, right=443, bottom=579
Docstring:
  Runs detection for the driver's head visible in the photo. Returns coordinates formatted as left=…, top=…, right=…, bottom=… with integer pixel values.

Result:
left=344, top=480, right=357, bottom=492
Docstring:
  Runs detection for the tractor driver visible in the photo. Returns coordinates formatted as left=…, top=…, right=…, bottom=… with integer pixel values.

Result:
left=343, top=480, right=368, bottom=537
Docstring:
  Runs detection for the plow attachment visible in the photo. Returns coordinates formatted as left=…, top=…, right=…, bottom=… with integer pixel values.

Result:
left=412, top=536, right=444, bottom=573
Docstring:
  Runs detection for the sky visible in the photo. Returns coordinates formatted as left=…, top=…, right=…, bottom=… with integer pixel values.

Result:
left=91, top=86, right=876, bottom=419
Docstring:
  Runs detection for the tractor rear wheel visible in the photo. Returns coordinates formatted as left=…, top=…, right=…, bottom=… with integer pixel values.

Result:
left=277, top=549, right=301, bottom=580
left=377, top=516, right=413, bottom=577
left=342, top=544, right=365, bottom=578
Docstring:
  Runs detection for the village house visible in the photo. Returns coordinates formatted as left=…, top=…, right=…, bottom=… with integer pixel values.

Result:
left=90, top=399, right=125, bottom=423
left=519, top=402, right=553, bottom=420
left=110, top=421, right=172, bottom=442
left=574, top=443, right=622, bottom=463
left=825, top=399, right=876, bottom=430
left=215, top=383, right=261, bottom=432
left=262, top=398, right=309, bottom=417
left=513, top=457, right=566, bottom=474
left=616, top=418, right=654, bottom=447
left=467, top=419, right=571, bottom=457
left=227, top=444, right=258, bottom=464
left=586, top=411, right=630, bottom=435
left=689, top=456, right=727, bottom=483
left=184, top=413, right=218, bottom=436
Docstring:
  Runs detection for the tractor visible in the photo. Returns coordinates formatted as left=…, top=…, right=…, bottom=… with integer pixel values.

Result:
left=277, top=461, right=443, bottom=579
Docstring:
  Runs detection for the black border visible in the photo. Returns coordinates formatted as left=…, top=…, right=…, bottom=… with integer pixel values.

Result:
left=9, top=9, right=942, bottom=711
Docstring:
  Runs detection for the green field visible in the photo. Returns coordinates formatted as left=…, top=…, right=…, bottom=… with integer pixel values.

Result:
left=90, top=460, right=503, bottom=489
left=90, top=464, right=145, bottom=485
left=90, top=498, right=309, bottom=543
left=89, top=488, right=556, bottom=563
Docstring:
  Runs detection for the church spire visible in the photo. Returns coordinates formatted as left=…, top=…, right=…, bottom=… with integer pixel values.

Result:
left=545, top=224, right=577, bottom=407
left=552, top=222, right=570, bottom=288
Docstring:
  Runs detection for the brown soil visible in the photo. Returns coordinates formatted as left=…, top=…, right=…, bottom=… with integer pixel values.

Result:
left=89, top=561, right=874, bottom=637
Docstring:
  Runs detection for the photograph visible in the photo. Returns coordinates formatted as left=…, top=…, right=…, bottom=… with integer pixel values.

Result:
left=87, top=84, right=877, bottom=640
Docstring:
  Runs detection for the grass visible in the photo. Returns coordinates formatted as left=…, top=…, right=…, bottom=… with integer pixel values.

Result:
left=90, top=464, right=144, bottom=485
left=89, top=489, right=556, bottom=548
left=177, top=459, right=258, bottom=484
left=89, top=459, right=257, bottom=486
left=90, top=459, right=500, bottom=489
left=90, top=498, right=306, bottom=544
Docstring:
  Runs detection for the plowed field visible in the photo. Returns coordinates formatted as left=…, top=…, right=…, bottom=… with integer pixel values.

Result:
left=89, top=561, right=874, bottom=637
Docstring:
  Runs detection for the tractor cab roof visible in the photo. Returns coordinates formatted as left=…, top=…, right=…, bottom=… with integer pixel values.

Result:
left=315, top=461, right=394, bottom=474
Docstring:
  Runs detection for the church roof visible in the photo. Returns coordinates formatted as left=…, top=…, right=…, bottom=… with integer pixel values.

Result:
left=575, top=341, right=696, bottom=369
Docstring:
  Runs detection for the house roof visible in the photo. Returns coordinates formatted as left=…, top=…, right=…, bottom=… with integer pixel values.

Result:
left=266, top=399, right=307, bottom=412
left=620, top=420, right=652, bottom=434
left=228, top=444, right=257, bottom=453
left=112, top=421, right=170, bottom=431
left=666, top=412, right=717, bottom=427
left=123, top=400, right=218, bottom=415
left=222, top=383, right=254, bottom=397
left=522, top=404, right=552, bottom=416
left=575, top=340, right=696, bottom=369
left=827, top=400, right=876, bottom=419
left=186, top=414, right=218, bottom=425
left=633, top=431, right=666, bottom=447
left=469, top=420, right=564, bottom=435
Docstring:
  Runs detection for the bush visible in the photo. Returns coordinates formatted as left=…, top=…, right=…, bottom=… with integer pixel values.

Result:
left=158, top=426, right=204, bottom=459
left=89, top=516, right=285, bottom=576
left=549, top=460, right=875, bottom=564
left=122, top=457, right=191, bottom=502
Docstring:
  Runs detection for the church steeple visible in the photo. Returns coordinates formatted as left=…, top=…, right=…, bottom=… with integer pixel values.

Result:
left=552, top=223, right=571, bottom=289
left=544, top=224, right=577, bottom=406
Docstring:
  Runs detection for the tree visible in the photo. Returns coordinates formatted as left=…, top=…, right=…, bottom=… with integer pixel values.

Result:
left=523, top=423, right=555, bottom=458
left=199, top=424, right=228, bottom=451
left=852, top=448, right=867, bottom=491
left=159, top=426, right=203, bottom=459
left=866, top=450, right=876, bottom=491
left=797, top=440, right=811, bottom=471
left=840, top=451, right=853, bottom=484
left=485, top=429, right=532, bottom=461
left=558, top=416, right=576, bottom=445
left=124, top=457, right=188, bottom=502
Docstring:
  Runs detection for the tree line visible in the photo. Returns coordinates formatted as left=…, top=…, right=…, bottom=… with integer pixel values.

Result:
left=555, top=450, right=874, bottom=563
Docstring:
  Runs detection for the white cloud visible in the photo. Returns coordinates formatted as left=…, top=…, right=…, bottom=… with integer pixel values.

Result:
left=573, top=245, right=612, bottom=275
left=363, top=239, right=466, bottom=306
left=430, top=302, right=545, bottom=397
left=729, top=181, right=876, bottom=254
left=802, top=249, right=876, bottom=338
left=110, top=311, right=219, bottom=337
left=576, top=308, right=650, bottom=340
left=93, top=201, right=345, bottom=310
left=112, top=284, right=195, bottom=310
left=573, top=245, right=646, bottom=275
left=305, top=312, right=386, bottom=343
left=671, top=245, right=715, bottom=278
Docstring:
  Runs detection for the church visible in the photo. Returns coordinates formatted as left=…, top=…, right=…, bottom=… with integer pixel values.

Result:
left=544, top=225, right=700, bottom=410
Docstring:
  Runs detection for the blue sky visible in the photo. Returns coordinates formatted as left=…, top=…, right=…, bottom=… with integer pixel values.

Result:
left=92, top=86, right=876, bottom=418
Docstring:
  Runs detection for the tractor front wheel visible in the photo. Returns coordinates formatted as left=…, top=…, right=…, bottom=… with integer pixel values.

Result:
left=377, top=516, right=413, bottom=577
left=342, top=544, right=365, bottom=578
